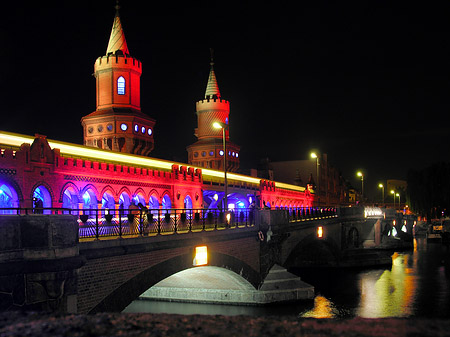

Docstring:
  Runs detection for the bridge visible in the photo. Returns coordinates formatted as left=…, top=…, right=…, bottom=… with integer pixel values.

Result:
left=0, top=205, right=414, bottom=314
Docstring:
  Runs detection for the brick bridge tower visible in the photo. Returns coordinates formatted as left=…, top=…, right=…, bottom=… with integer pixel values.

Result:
left=187, top=54, right=240, bottom=171
left=81, top=4, right=155, bottom=156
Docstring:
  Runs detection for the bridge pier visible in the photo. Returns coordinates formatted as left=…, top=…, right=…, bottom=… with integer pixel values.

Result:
left=0, top=215, right=84, bottom=313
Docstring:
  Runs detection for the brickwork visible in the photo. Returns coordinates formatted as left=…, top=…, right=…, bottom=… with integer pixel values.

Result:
left=77, top=233, right=261, bottom=313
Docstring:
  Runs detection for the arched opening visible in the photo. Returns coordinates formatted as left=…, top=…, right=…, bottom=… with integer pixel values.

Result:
left=132, top=193, right=146, bottom=208
left=33, top=185, right=52, bottom=214
left=148, top=195, right=159, bottom=218
left=162, top=194, right=172, bottom=210
left=62, top=186, right=79, bottom=214
left=82, top=189, right=98, bottom=216
left=183, top=195, right=192, bottom=209
left=0, top=182, right=19, bottom=214
left=101, top=192, right=115, bottom=216
left=119, top=192, right=131, bottom=217
left=87, top=252, right=260, bottom=313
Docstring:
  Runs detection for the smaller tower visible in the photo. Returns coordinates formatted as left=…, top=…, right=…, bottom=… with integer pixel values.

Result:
left=187, top=54, right=240, bottom=171
left=81, top=3, right=155, bottom=156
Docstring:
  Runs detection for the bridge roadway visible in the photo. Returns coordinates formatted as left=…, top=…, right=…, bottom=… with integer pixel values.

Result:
left=0, top=206, right=407, bottom=314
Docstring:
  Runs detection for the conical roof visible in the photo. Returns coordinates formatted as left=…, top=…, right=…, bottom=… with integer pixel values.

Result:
left=205, top=62, right=221, bottom=99
left=106, top=6, right=129, bottom=55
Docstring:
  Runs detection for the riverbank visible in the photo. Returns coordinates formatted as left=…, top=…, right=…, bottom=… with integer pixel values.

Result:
left=1, top=312, right=450, bottom=336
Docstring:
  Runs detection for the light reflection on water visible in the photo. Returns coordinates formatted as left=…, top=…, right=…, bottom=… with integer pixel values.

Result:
left=124, top=238, right=450, bottom=318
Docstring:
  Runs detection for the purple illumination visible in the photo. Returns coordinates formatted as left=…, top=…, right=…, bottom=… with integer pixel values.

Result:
left=141, top=126, right=146, bottom=134
left=147, top=128, right=152, bottom=136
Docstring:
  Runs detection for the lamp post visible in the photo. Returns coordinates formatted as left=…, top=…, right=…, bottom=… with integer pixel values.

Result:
left=310, top=152, right=320, bottom=206
left=396, top=193, right=400, bottom=211
left=378, top=183, right=384, bottom=205
left=357, top=171, right=364, bottom=202
left=390, top=190, right=395, bottom=209
left=213, top=122, right=228, bottom=210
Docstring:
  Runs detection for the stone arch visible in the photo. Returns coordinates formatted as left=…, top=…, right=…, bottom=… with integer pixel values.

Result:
left=80, top=185, right=99, bottom=215
left=284, top=234, right=341, bottom=268
left=88, top=251, right=260, bottom=313
left=31, top=183, right=53, bottom=214
left=101, top=189, right=116, bottom=216
left=183, top=194, right=193, bottom=209
left=0, top=177, right=22, bottom=213
left=161, top=192, right=172, bottom=210
left=30, top=181, right=55, bottom=205
left=117, top=186, right=132, bottom=199
left=80, top=184, right=100, bottom=202
left=100, top=185, right=117, bottom=199
left=132, top=188, right=146, bottom=206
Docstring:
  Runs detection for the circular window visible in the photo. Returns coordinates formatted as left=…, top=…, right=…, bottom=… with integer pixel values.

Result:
left=97, top=125, right=103, bottom=132
left=147, top=128, right=153, bottom=136
left=194, top=152, right=199, bottom=157
left=236, top=153, right=239, bottom=158
left=134, top=124, right=139, bottom=132
left=219, top=150, right=224, bottom=156
left=107, top=124, right=113, bottom=131
left=209, top=151, right=214, bottom=156
left=201, top=151, right=206, bottom=157
left=120, top=123, right=128, bottom=131
left=88, top=127, right=93, bottom=134
left=141, top=126, right=146, bottom=134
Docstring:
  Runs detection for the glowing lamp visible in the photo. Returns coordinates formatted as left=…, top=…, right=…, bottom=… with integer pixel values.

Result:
left=317, top=226, right=323, bottom=238
left=193, top=246, right=208, bottom=266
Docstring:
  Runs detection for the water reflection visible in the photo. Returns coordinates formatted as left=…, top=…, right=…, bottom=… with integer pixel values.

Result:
left=125, top=238, right=450, bottom=318
left=299, top=238, right=450, bottom=318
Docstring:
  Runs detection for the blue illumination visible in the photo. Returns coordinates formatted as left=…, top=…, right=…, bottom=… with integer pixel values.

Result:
left=162, top=195, right=172, bottom=209
left=147, top=128, right=152, bottom=136
left=219, top=150, right=224, bottom=156
left=120, top=123, right=128, bottom=131
left=184, top=195, right=193, bottom=209
left=141, top=126, right=146, bottom=134
left=117, top=76, right=125, bottom=95
left=134, top=124, right=138, bottom=132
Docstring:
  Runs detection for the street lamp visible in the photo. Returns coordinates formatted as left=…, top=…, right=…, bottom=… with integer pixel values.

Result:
left=378, top=183, right=384, bottom=204
left=357, top=171, right=364, bottom=201
left=310, top=152, right=320, bottom=206
left=396, top=193, right=400, bottom=210
left=213, top=121, right=228, bottom=210
left=390, top=190, right=395, bottom=209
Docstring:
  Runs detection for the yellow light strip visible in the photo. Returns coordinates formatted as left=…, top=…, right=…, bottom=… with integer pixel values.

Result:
left=0, top=131, right=307, bottom=193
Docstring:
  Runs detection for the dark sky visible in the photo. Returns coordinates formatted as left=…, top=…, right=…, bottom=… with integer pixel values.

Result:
left=1, top=1, right=450, bottom=199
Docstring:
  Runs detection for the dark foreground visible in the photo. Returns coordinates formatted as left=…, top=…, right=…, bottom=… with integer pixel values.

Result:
left=1, top=312, right=450, bottom=337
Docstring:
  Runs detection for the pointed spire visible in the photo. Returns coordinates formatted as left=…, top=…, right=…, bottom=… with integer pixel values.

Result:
left=106, top=1, right=129, bottom=56
left=205, top=48, right=221, bottom=99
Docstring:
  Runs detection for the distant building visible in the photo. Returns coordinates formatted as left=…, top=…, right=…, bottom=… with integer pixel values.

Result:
left=258, top=154, right=350, bottom=206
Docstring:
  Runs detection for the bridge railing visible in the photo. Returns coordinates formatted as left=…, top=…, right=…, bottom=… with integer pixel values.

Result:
left=286, top=207, right=338, bottom=222
left=0, top=207, right=255, bottom=240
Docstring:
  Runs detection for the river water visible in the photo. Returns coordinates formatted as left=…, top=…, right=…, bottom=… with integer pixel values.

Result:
left=124, top=238, right=450, bottom=318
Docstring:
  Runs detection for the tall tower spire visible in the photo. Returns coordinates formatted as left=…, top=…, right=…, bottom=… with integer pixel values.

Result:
left=106, top=1, right=129, bottom=56
left=187, top=52, right=240, bottom=171
left=81, top=2, right=156, bottom=156
left=205, top=49, right=220, bottom=99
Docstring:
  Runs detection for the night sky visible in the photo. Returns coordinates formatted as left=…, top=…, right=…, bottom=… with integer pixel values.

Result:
left=1, top=1, right=449, bottom=199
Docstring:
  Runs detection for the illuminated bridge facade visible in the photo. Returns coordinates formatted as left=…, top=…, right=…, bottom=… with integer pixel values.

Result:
left=0, top=131, right=314, bottom=219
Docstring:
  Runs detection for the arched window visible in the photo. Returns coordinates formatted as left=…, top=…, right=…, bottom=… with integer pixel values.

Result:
left=117, top=76, right=125, bottom=95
